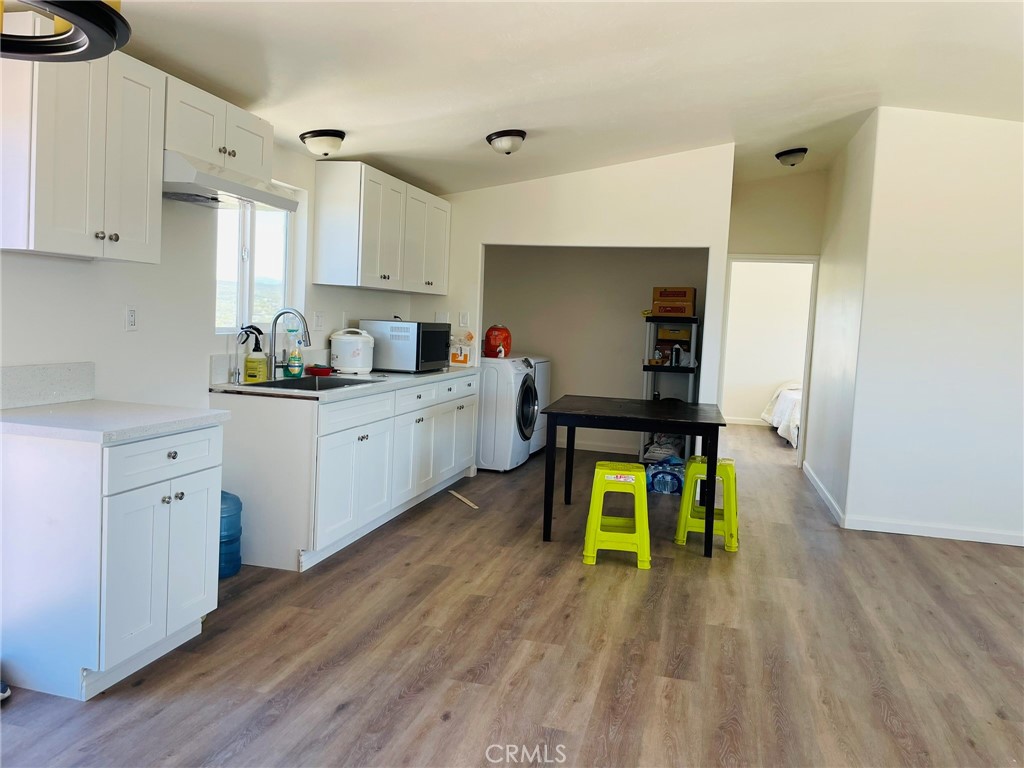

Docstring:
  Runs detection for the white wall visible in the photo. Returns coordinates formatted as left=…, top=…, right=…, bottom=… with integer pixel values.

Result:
left=729, top=172, right=827, bottom=255
left=722, top=261, right=813, bottom=423
left=0, top=145, right=410, bottom=407
left=802, top=112, right=878, bottom=521
left=482, top=246, right=708, bottom=452
left=409, top=144, right=736, bottom=404
left=843, top=108, right=1024, bottom=545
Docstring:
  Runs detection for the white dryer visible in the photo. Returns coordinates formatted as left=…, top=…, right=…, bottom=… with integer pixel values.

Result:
left=523, top=356, right=551, bottom=454
left=477, top=357, right=540, bottom=471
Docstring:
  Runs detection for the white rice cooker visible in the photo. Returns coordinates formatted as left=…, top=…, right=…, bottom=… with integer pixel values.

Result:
left=330, top=329, right=374, bottom=374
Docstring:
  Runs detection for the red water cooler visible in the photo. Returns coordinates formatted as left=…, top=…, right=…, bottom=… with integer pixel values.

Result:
left=483, top=324, right=512, bottom=358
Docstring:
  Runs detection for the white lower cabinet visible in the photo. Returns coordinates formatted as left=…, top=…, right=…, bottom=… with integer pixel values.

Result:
left=210, top=374, right=479, bottom=573
left=315, top=418, right=393, bottom=550
left=1, top=423, right=223, bottom=700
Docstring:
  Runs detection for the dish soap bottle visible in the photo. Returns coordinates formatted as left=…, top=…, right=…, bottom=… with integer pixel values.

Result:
left=242, top=325, right=268, bottom=383
left=283, top=329, right=304, bottom=378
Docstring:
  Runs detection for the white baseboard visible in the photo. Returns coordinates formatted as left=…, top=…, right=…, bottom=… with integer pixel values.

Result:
left=844, top=515, right=1024, bottom=547
left=725, top=417, right=770, bottom=426
left=80, top=621, right=202, bottom=700
left=802, top=461, right=844, bottom=526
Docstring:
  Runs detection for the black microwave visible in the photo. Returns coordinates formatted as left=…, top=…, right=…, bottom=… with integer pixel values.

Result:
left=358, top=320, right=450, bottom=373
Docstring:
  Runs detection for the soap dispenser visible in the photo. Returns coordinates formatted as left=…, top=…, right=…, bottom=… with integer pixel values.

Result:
left=241, top=325, right=268, bottom=383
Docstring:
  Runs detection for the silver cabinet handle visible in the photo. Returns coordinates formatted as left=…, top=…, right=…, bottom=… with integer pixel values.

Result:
left=228, top=149, right=237, bottom=158
left=415, top=417, right=424, bottom=424
left=219, top=146, right=227, bottom=154
left=447, top=387, right=453, bottom=392
left=416, top=393, right=422, bottom=399
left=161, top=495, right=172, bottom=505
left=467, top=382, right=473, bottom=388
left=174, top=491, right=185, bottom=501
left=108, top=233, right=119, bottom=242
left=94, top=231, right=105, bottom=239
left=167, top=450, right=178, bottom=460
left=363, top=434, right=369, bottom=441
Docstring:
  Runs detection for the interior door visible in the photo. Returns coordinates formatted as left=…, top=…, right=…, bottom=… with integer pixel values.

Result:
left=224, top=104, right=273, bottom=181
left=166, top=467, right=220, bottom=635
left=101, top=481, right=170, bottom=670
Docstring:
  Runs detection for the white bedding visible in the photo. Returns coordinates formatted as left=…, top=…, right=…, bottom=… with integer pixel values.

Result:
left=761, top=381, right=802, bottom=447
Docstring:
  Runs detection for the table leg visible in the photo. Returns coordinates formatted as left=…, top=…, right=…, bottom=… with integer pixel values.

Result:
left=564, top=426, right=576, bottom=505
left=543, top=417, right=557, bottom=541
left=703, top=428, right=719, bottom=558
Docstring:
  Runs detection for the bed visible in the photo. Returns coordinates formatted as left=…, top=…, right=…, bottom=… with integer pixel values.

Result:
left=761, top=381, right=802, bottom=447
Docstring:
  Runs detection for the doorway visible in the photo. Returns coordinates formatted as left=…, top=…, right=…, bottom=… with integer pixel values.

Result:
left=721, top=258, right=816, bottom=465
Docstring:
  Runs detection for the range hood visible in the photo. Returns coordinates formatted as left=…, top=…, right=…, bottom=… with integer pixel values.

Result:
left=162, top=151, right=299, bottom=212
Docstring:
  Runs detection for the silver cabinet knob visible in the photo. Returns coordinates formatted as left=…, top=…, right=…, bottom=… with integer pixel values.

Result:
left=167, top=450, right=178, bottom=460
left=108, top=233, right=119, bottom=242
left=174, top=491, right=185, bottom=501
left=219, top=146, right=227, bottom=154
left=161, top=495, right=172, bottom=505
left=415, top=417, right=424, bottom=424
left=228, top=149, right=237, bottom=158
left=416, top=394, right=422, bottom=399
left=447, top=387, right=453, bottom=392
left=94, top=231, right=106, bottom=239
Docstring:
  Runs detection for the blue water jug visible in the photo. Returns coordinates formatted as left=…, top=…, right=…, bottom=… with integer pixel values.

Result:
left=219, top=491, right=243, bottom=579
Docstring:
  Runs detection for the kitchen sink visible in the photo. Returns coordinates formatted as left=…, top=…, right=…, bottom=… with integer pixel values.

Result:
left=246, top=376, right=373, bottom=391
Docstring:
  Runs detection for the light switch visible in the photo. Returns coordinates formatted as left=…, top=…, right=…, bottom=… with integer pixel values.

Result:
left=312, top=311, right=325, bottom=331
left=459, top=311, right=469, bottom=328
left=435, top=311, right=450, bottom=323
left=124, top=305, right=138, bottom=332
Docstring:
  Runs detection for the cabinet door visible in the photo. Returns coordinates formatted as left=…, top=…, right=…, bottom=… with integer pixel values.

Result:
left=359, top=166, right=405, bottom=289
left=165, top=77, right=226, bottom=166
left=423, top=195, right=450, bottom=295
left=354, top=418, right=393, bottom=526
left=224, top=104, right=274, bottom=181
left=401, top=187, right=429, bottom=293
left=102, top=53, right=165, bottom=264
left=166, top=467, right=220, bottom=635
left=314, top=427, right=359, bottom=549
left=433, top=401, right=457, bottom=482
left=31, top=56, right=107, bottom=258
left=454, top=397, right=478, bottom=472
left=101, top=482, right=170, bottom=670
left=392, top=409, right=434, bottom=505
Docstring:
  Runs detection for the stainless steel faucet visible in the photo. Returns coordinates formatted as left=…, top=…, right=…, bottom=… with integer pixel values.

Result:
left=268, top=308, right=312, bottom=379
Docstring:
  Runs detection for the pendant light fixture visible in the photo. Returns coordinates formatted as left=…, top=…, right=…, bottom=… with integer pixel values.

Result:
left=486, top=130, right=527, bottom=156
left=0, top=0, right=131, bottom=63
left=299, top=130, right=346, bottom=158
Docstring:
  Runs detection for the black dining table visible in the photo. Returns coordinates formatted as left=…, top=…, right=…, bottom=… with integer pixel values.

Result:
left=541, top=395, right=728, bottom=557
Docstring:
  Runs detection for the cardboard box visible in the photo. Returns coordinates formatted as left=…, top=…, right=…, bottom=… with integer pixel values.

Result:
left=652, top=286, right=697, bottom=304
left=657, top=327, right=692, bottom=341
left=651, top=300, right=695, bottom=317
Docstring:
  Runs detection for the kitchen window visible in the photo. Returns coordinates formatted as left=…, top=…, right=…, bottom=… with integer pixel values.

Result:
left=215, top=200, right=291, bottom=333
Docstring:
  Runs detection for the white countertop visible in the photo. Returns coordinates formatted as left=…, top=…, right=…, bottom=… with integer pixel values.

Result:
left=0, top=399, right=230, bottom=445
left=209, top=367, right=479, bottom=404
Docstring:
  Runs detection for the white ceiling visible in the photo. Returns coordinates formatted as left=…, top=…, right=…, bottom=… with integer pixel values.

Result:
left=121, top=1, right=1023, bottom=195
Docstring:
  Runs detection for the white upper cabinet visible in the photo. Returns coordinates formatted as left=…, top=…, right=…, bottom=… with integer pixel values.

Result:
left=1, top=13, right=164, bottom=263
left=314, top=161, right=450, bottom=294
left=402, top=187, right=450, bottom=295
left=165, top=78, right=273, bottom=181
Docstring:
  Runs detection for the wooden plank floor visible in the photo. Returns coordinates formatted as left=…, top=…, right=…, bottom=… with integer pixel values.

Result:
left=3, top=426, right=1022, bottom=767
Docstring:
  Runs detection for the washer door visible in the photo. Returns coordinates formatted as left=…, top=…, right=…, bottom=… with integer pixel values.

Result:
left=516, top=373, right=539, bottom=441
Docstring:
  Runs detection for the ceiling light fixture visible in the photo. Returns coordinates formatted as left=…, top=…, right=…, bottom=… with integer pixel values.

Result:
left=775, top=147, right=808, bottom=167
left=300, top=129, right=346, bottom=157
left=486, top=129, right=527, bottom=156
left=0, top=0, right=131, bottom=63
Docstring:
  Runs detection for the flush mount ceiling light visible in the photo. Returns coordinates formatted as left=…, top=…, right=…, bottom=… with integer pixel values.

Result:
left=0, top=0, right=130, bottom=62
left=486, top=129, right=527, bottom=156
left=299, top=129, right=346, bottom=157
left=775, top=147, right=808, bottom=167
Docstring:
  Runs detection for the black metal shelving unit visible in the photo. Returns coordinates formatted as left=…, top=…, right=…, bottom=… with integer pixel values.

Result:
left=640, top=315, right=702, bottom=462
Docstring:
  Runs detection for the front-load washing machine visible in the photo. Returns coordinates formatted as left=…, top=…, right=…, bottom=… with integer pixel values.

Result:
left=476, top=357, right=539, bottom=471
left=522, top=356, right=551, bottom=454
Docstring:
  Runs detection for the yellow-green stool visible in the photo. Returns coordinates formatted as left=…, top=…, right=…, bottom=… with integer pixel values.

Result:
left=675, top=456, right=739, bottom=552
left=583, top=461, right=651, bottom=569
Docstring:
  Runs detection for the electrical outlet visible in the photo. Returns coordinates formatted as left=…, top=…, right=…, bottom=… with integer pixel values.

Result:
left=312, top=311, right=325, bottom=331
left=459, top=311, right=469, bottom=328
left=124, top=305, right=138, bottom=332
left=435, top=311, right=449, bottom=323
